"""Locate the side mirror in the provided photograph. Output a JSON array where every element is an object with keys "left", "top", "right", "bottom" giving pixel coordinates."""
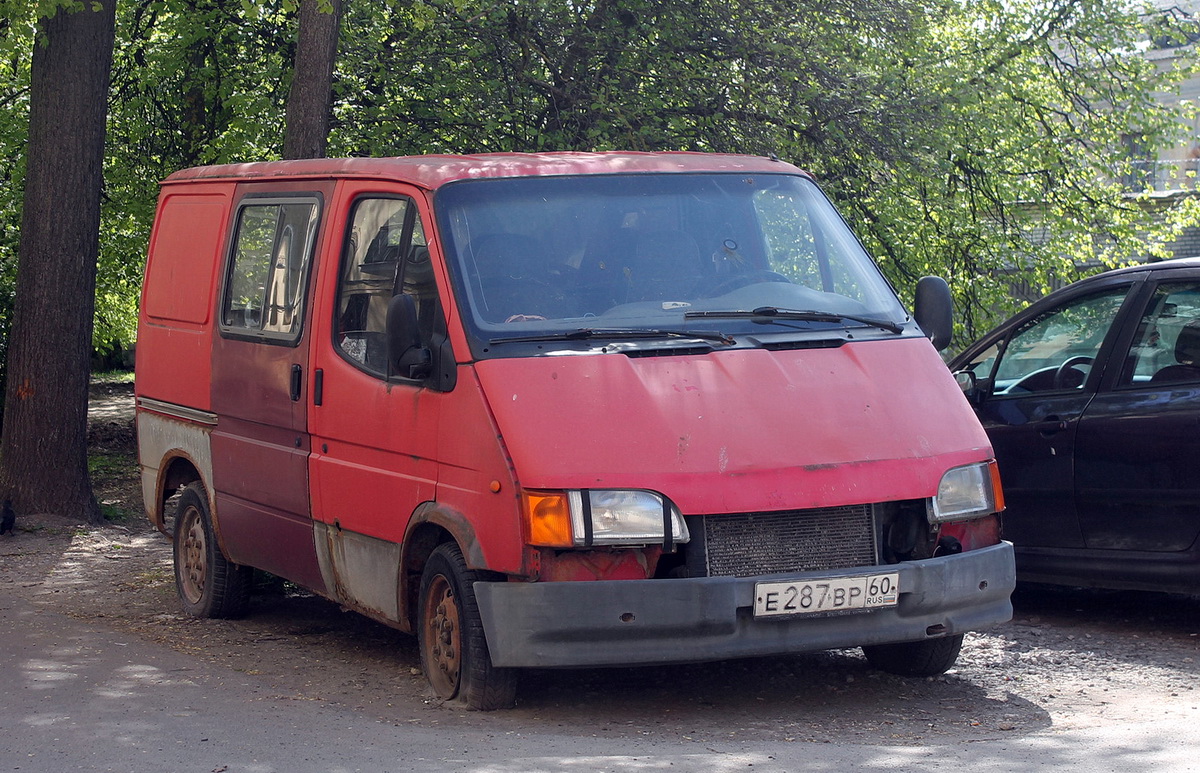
[
  {"left": 954, "top": 369, "right": 977, "bottom": 394},
  {"left": 914, "top": 276, "right": 953, "bottom": 351},
  {"left": 386, "top": 294, "right": 432, "bottom": 380},
  {"left": 952, "top": 369, "right": 993, "bottom": 405}
]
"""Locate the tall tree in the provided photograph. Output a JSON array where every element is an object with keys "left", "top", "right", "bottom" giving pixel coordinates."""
[
  {"left": 283, "top": 0, "right": 342, "bottom": 159},
  {"left": 0, "top": 0, "right": 117, "bottom": 521}
]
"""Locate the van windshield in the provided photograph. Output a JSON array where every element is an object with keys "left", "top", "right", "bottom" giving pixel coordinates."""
[{"left": 435, "top": 173, "right": 907, "bottom": 353}]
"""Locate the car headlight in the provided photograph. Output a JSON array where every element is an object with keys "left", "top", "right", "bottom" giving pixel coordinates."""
[
  {"left": 928, "top": 461, "right": 1004, "bottom": 523},
  {"left": 524, "top": 489, "right": 690, "bottom": 548}
]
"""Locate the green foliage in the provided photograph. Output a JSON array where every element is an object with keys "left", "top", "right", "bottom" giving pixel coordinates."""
[
  {"left": 836, "top": 0, "right": 1200, "bottom": 341},
  {"left": 0, "top": 0, "right": 1197, "bottom": 382},
  {"left": 325, "top": 0, "right": 1200, "bottom": 340},
  {"left": 0, "top": 2, "right": 33, "bottom": 399},
  {"left": 95, "top": 0, "right": 295, "bottom": 352}
]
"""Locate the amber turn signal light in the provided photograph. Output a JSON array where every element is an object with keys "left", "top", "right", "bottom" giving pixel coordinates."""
[{"left": 523, "top": 490, "right": 573, "bottom": 547}]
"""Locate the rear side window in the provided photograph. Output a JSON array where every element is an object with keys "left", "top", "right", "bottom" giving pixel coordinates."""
[
  {"left": 220, "top": 197, "right": 321, "bottom": 343},
  {"left": 1119, "top": 281, "right": 1200, "bottom": 386}
]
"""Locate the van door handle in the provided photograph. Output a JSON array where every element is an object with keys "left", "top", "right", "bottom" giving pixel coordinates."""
[
  {"left": 290, "top": 364, "right": 303, "bottom": 401},
  {"left": 313, "top": 368, "right": 324, "bottom": 406}
]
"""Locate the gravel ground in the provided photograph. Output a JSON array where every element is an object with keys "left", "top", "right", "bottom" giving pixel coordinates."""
[{"left": 0, "top": 380, "right": 1196, "bottom": 746}]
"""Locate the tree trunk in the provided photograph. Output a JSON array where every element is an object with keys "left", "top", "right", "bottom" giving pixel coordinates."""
[
  {"left": 0, "top": 1, "right": 116, "bottom": 523},
  {"left": 283, "top": 0, "right": 343, "bottom": 160}
]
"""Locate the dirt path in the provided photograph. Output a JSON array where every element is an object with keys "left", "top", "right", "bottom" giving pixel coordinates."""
[{"left": 0, "top": 380, "right": 1197, "bottom": 746}]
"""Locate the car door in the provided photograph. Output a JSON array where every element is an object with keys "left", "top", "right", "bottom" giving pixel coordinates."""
[
  {"left": 962, "top": 283, "right": 1139, "bottom": 549},
  {"left": 1075, "top": 272, "right": 1200, "bottom": 552},
  {"left": 209, "top": 184, "right": 333, "bottom": 591},
  {"left": 306, "top": 184, "right": 453, "bottom": 621}
]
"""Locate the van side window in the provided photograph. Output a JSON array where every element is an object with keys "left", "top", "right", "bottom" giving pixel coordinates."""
[
  {"left": 336, "top": 197, "right": 443, "bottom": 378},
  {"left": 221, "top": 199, "right": 320, "bottom": 341}
]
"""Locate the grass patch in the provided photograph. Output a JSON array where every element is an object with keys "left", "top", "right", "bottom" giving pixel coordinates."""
[
  {"left": 92, "top": 369, "right": 135, "bottom": 384},
  {"left": 88, "top": 453, "right": 131, "bottom": 478},
  {"left": 99, "top": 501, "right": 132, "bottom": 522},
  {"left": 88, "top": 451, "right": 139, "bottom": 522}
]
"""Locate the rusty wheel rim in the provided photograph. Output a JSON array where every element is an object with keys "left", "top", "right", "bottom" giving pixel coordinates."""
[
  {"left": 423, "top": 574, "right": 461, "bottom": 699},
  {"left": 178, "top": 505, "right": 207, "bottom": 605}
]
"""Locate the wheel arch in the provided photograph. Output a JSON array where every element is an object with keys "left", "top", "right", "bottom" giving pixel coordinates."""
[
  {"left": 151, "top": 452, "right": 207, "bottom": 535},
  {"left": 138, "top": 408, "right": 215, "bottom": 536},
  {"left": 399, "top": 503, "right": 490, "bottom": 631}
]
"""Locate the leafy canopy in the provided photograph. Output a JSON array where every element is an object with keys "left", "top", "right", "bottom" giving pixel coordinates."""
[{"left": 0, "top": 0, "right": 1196, "bottom": 375}]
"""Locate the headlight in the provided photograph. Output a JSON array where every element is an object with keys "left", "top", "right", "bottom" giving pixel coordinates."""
[
  {"left": 928, "top": 461, "right": 1004, "bottom": 523},
  {"left": 524, "top": 489, "right": 690, "bottom": 548}
]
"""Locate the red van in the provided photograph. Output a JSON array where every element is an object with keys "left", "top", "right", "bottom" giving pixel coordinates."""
[{"left": 136, "top": 152, "right": 1014, "bottom": 709}]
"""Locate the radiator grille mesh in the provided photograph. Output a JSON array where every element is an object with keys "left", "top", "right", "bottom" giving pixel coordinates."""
[{"left": 703, "top": 505, "right": 877, "bottom": 578}]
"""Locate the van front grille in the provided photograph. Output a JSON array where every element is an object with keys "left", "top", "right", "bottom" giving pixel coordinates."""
[{"left": 699, "top": 505, "right": 877, "bottom": 578}]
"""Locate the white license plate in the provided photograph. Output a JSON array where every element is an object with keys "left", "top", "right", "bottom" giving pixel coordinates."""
[{"left": 754, "top": 573, "right": 899, "bottom": 618}]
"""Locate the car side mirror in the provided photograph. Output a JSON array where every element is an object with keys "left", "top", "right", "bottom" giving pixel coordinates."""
[
  {"left": 386, "top": 294, "right": 432, "bottom": 380},
  {"left": 954, "top": 370, "right": 976, "bottom": 393},
  {"left": 953, "top": 369, "right": 992, "bottom": 405},
  {"left": 914, "top": 276, "right": 953, "bottom": 351}
]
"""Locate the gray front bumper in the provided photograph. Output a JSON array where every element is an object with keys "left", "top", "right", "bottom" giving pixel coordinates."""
[{"left": 474, "top": 541, "right": 1015, "bottom": 668}]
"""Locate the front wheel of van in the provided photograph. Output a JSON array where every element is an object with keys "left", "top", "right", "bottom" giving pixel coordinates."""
[
  {"left": 418, "top": 543, "right": 517, "bottom": 710},
  {"left": 861, "top": 633, "right": 964, "bottom": 677},
  {"left": 173, "top": 482, "right": 251, "bottom": 619}
]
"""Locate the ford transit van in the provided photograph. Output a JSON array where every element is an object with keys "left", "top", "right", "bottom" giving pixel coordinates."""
[{"left": 136, "top": 152, "right": 1014, "bottom": 709}]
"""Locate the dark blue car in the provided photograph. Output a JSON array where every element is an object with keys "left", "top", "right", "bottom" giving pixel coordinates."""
[{"left": 950, "top": 257, "right": 1200, "bottom": 593}]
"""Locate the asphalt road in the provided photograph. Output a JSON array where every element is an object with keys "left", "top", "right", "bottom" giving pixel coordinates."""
[{"left": 2, "top": 590, "right": 1197, "bottom": 773}]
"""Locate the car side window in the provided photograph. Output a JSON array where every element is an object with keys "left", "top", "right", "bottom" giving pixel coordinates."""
[
  {"left": 983, "top": 287, "right": 1129, "bottom": 395},
  {"left": 335, "top": 196, "right": 444, "bottom": 379},
  {"left": 1118, "top": 282, "right": 1200, "bottom": 387},
  {"left": 221, "top": 198, "right": 321, "bottom": 342}
]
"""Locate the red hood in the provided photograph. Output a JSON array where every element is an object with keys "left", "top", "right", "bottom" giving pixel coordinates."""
[{"left": 474, "top": 337, "right": 992, "bottom": 514}]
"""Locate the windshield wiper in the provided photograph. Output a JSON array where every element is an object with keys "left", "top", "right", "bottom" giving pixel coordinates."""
[
  {"left": 489, "top": 327, "right": 736, "bottom": 346},
  {"left": 684, "top": 306, "right": 903, "bottom": 334}
]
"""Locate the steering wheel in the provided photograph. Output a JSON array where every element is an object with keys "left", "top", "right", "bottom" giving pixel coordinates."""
[
  {"left": 703, "top": 270, "right": 791, "bottom": 297},
  {"left": 1053, "top": 356, "right": 1094, "bottom": 390}
]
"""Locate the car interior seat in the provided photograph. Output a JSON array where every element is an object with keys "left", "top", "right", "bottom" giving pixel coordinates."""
[{"left": 1149, "top": 319, "right": 1200, "bottom": 384}]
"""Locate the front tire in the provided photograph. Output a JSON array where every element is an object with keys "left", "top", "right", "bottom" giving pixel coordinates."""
[
  {"left": 417, "top": 542, "right": 517, "bottom": 710},
  {"left": 862, "top": 633, "right": 964, "bottom": 677},
  {"left": 173, "top": 482, "right": 251, "bottom": 619}
]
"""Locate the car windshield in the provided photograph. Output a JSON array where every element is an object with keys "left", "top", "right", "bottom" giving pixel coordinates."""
[{"left": 435, "top": 172, "right": 907, "bottom": 354}]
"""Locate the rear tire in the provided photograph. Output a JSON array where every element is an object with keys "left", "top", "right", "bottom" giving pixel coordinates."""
[
  {"left": 173, "top": 482, "right": 251, "bottom": 619},
  {"left": 862, "top": 633, "right": 964, "bottom": 677},
  {"left": 417, "top": 542, "right": 517, "bottom": 710}
]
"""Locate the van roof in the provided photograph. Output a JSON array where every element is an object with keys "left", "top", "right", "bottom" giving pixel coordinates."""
[{"left": 162, "top": 151, "right": 807, "bottom": 190}]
